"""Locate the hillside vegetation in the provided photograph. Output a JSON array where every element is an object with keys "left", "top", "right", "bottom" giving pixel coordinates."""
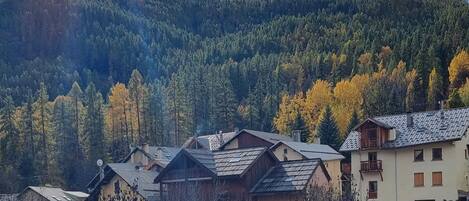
[{"left": 0, "top": 0, "right": 469, "bottom": 192}]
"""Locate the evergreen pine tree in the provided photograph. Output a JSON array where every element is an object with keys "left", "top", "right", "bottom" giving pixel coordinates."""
[
  {"left": 18, "top": 91, "right": 37, "bottom": 188},
  {"left": 128, "top": 69, "right": 145, "bottom": 143},
  {"left": 346, "top": 110, "right": 360, "bottom": 135},
  {"left": 34, "top": 82, "right": 52, "bottom": 183},
  {"left": 84, "top": 83, "right": 106, "bottom": 166},
  {"left": 0, "top": 96, "right": 19, "bottom": 164},
  {"left": 317, "top": 106, "right": 341, "bottom": 151},
  {"left": 448, "top": 89, "right": 464, "bottom": 108}
]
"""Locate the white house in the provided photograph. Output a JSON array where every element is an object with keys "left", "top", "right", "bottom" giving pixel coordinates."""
[{"left": 340, "top": 107, "right": 469, "bottom": 201}]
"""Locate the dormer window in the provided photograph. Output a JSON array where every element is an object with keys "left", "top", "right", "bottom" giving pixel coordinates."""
[{"left": 356, "top": 118, "right": 394, "bottom": 150}]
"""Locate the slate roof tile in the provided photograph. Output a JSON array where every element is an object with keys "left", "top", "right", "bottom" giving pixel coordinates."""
[
  {"left": 251, "top": 159, "right": 321, "bottom": 194},
  {"left": 340, "top": 108, "right": 469, "bottom": 151}
]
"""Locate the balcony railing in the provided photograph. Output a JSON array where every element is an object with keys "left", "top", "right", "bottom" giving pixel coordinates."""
[
  {"left": 368, "top": 192, "right": 377, "bottom": 199},
  {"left": 361, "top": 139, "right": 379, "bottom": 149},
  {"left": 360, "top": 160, "right": 382, "bottom": 172}
]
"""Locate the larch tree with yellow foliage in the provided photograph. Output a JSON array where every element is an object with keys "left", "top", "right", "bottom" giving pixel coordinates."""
[
  {"left": 273, "top": 94, "right": 304, "bottom": 135},
  {"left": 302, "top": 80, "right": 333, "bottom": 140},
  {"left": 459, "top": 78, "right": 469, "bottom": 106},
  {"left": 427, "top": 68, "right": 444, "bottom": 110},
  {"left": 449, "top": 50, "right": 469, "bottom": 88},
  {"left": 332, "top": 79, "right": 362, "bottom": 137},
  {"left": 107, "top": 83, "right": 131, "bottom": 160}
]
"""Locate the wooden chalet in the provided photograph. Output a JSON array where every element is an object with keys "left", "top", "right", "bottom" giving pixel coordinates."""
[
  {"left": 154, "top": 147, "right": 278, "bottom": 201},
  {"left": 154, "top": 147, "right": 331, "bottom": 201}
]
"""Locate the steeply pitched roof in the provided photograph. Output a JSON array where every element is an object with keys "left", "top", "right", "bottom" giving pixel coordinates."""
[
  {"left": 106, "top": 163, "right": 160, "bottom": 200},
  {"left": 187, "top": 147, "right": 269, "bottom": 177},
  {"left": 273, "top": 141, "right": 345, "bottom": 161},
  {"left": 250, "top": 159, "right": 328, "bottom": 194},
  {"left": 219, "top": 129, "right": 293, "bottom": 149},
  {"left": 340, "top": 108, "right": 469, "bottom": 151},
  {"left": 20, "top": 186, "right": 88, "bottom": 201},
  {"left": 182, "top": 132, "right": 238, "bottom": 150},
  {"left": 156, "top": 147, "right": 272, "bottom": 182},
  {"left": 213, "top": 147, "right": 269, "bottom": 176}
]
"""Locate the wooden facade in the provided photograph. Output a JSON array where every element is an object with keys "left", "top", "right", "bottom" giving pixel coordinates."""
[
  {"left": 156, "top": 149, "right": 278, "bottom": 201},
  {"left": 356, "top": 121, "right": 390, "bottom": 150}
]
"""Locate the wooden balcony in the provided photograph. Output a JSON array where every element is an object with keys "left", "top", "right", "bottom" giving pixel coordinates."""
[
  {"left": 368, "top": 192, "right": 377, "bottom": 199},
  {"left": 360, "top": 139, "right": 379, "bottom": 150},
  {"left": 360, "top": 160, "right": 382, "bottom": 172},
  {"left": 360, "top": 160, "right": 383, "bottom": 181}
]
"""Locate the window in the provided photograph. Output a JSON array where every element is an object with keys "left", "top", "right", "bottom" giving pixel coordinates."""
[
  {"left": 464, "top": 145, "right": 469, "bottom": 160},
  {"left": 368, "top": 181, "right": 378, "bottom": 199},
  {"left": 368, "top": 152, "right": 377, "bottom": 161},
  {"left": 432, "top": 172, "right": 443, "bottom": 186},
  {"left": 114, "top": 180, "right": 120, "bottom": 194},
  {"left": 414, "top": 149, "right": 424, "bottom": 162},
  {"left": 414, "top": 173, "right": 424, "bottom": 187},
  {"left": 432, "top": 148, "right": 442, "bottom": 161},
  {"left": 283, "top": 148, "right": 288, "bottom": 161}
]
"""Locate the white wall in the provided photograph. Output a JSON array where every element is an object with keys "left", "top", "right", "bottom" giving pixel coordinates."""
[{"left": 351, "top": 134, "right": 469, "bottom": 201}]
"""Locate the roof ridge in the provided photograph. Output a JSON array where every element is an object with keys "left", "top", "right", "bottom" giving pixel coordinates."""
[{"left": 373, "top": 106, "right": 469, "bottom": 119}]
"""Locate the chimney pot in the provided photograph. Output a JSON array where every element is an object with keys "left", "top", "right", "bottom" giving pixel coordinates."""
[
  {"left": 439, "top": 101, "right": 445, "bottom": 120},
  {"left": 292, "top": 130, "right": 302, "bottom": 142},
  {"left": 406, "top": 112, "right": 414, "bottom": 128}
]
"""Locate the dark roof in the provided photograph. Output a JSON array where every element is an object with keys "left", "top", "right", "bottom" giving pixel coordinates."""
[
  {"left": 219, "top": 129, "right": 293, "bottom": 149},
  {"left": 0, "top": 194, "right": 18, "bottom": 201},
  {"left": 19, "top": 187, "right": 88, "bottom": 201},
  {"left": 251, "top": 159, "right": 327, "bottom": 194},
  {"left": 213, "top": 147, "right": 268, "bottom": 176},
  {"left": 182, "top": 132, "right": 238, "bottom": 150},
  {"left": 106, "top": 163, "right": 160, "bottom": 200},
  {"left": 341, "top": 108, "right": 469, "bottom": 151},
  {"left": 187, "top": 147, "right": 269, "bottom": 176},
  {"left": 272, "top": 141, "right": 345, "bottom": 161},
  {"left": 156, "top": 147, "right": 272, "bottom": 182}
]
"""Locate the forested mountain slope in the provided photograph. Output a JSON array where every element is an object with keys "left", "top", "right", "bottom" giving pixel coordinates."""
[{"left": 0, "top": 0, "right": 468, "bottom": 193}]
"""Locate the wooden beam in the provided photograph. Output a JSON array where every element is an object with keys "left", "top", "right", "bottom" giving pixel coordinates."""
[{"left": 161, "top": 177, "right": 214, "bottom": 183}]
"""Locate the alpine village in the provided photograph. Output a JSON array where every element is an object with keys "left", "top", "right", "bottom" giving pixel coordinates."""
[{"left": 1, "top": 0, "right": 469, "bottom": 201}]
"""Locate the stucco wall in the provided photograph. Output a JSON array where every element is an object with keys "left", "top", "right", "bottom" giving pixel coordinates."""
[
  {"left": 351, "top": 133, "right": 469, "bottom": 201},
  {"left": 98, "top": 175, "right": 146, "bottom": 201},
  {"left": 129, "top": 150, "right": 149, "bottom": 166}
]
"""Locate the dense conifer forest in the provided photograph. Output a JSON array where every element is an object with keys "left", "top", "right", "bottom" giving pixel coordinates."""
[{"left": 0, "top": 0, "right": 469, "bottom": 193}]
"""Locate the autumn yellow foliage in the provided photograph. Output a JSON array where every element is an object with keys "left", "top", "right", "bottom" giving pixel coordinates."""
[{"left": 449, "top": 50, "right": 469, "bottom": 88}]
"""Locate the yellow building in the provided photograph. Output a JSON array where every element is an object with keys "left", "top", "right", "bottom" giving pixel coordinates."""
[
  {"left": 270, "top": 141, "right": 344, "bottom": 193},
  {"left": 86, "top": 163, "right": 159, "bottom": 201},
  {"left": 341, "top": 108, "right": 469, "bottom": 201}
]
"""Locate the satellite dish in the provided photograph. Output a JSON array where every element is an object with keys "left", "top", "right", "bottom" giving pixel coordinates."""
[{"left": 97, "top": 159, "right": 103, "bottom": 167}]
